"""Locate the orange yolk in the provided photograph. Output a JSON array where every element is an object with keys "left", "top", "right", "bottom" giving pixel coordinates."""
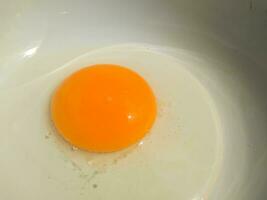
[{"left": 50, "top": 64, "right": 157, "bottom": 152}]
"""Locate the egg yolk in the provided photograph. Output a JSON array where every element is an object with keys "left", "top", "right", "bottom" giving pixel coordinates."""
[{"left": 51, "top": 64, "right": 157, "bottom": 152}]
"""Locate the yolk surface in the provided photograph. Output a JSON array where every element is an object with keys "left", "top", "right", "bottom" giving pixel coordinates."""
[{"left": 51, "top": 64, "right": 157, "bottom": 152}]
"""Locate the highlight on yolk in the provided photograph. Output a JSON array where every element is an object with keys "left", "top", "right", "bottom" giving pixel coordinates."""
[{"left": 50, "top": 64, "right": 157, "bottom": 152}]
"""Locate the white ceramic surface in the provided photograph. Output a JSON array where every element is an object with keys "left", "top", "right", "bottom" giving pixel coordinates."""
[{"left": 0, "top": 0, "right": 267, "bottom": 200}]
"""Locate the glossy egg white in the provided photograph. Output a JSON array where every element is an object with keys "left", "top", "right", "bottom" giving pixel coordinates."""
[{"left": 0, "top": 44, "right": 223, "bottom": 200}]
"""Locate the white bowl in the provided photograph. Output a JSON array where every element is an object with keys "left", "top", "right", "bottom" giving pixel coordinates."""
[{"left": 0, "top": 0, "right": 267, "bottom": 199}]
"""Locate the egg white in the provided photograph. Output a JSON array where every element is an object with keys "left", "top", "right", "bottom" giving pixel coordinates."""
[{"left": 0, "top": 44, "right": 222, "bottom": 200}]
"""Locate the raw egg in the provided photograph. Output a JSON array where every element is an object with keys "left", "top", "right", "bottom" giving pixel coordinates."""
[
  {"left": 0, "top": 44, "right": 223, "bottom": 200},
  {"left": 51, "top": 64, "right": 157, "bottom": 152}
]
